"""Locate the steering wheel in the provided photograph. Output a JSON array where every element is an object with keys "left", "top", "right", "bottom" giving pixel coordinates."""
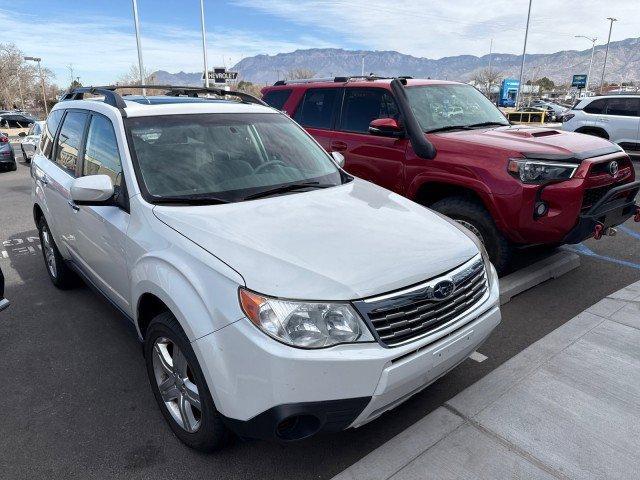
[{"left": 254, "top": 160, "right": 287, "bottom": 174}]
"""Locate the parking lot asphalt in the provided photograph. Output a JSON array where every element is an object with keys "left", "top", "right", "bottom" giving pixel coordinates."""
[{"left": 1, "top": 149, "right": 639, "bottom": 480}]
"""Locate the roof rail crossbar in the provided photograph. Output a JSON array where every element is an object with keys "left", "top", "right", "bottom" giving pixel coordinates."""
[
  {"left": 272, "top": 75, "right": 413, "bottom": 86},
  {"left": 61, "top": 87, "right": 128, "bottom": 109},
  {"left": 102, "top": 84, "right": 268, "bottom": 106}
]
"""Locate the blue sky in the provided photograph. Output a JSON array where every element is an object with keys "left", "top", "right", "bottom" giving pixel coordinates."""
[{"left": 4, "top": 0, "right": 639, "bottom": 86}]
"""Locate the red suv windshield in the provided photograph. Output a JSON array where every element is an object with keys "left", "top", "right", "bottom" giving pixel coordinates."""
[{"left": 405, "top": 84, "right": 508, "bottom": 132}]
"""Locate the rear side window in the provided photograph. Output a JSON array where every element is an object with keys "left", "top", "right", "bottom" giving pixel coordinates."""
[
  {"left": 584, "top": 99, "right": 607, "bottom": 114},
  {"left": 604, "top": 98, "right": 640, "bottom": 117},
  {"left": 263, "top": 89, "right": 292, "bottom": 110},
  {"left": 54, "top": 111, "right": 88, "bottom": 176},
  {"left": 294, "top": 88, "right": 339, "bottom": 129},
  {"left": 83, "top": 114, "right": 122, "bottom": 187},
  {"left": 339, "top": 88, "right": 399, "bottom": 133}
]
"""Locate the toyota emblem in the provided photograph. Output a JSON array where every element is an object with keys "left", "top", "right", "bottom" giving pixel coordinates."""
[
  {"left": 432, "top": 280, "right": 455, "bottom": 300},
  {"left": 609, "top": 161, "right": 619, "bottom": 176}
]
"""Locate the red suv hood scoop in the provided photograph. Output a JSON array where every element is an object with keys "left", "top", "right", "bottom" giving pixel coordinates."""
[{"left": 503, "top": 128, "right": 561, "bottom": 138}]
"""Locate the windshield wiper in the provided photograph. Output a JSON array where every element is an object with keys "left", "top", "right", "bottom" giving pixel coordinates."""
[
  {"left": 425, "top": 125, "right": 472, "bottom": 134},
  {"left": 244, "top": 182, "right": 333, "bottom": 200},
  {"left": 152, "top": 194, "right": 230, "bottom": 205},
  {"left": 466, "top": 121, "right": 510, "bottom": 128}
]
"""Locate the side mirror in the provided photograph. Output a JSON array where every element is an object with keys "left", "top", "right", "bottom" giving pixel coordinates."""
[
  {"left": 369, "top": 118, "right": 404, "bottom": 138},
  {"left": 331, "top": 151, "right": 345, "bottom": 168},
  {"left": 70, "top": 175, "right": 114, "bottom": 205},
  {"left": 18, "top": 132, "right": 26, "bottom": 137}
]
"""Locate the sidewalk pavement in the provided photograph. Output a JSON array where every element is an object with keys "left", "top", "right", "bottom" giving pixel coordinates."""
[{"left": 333, "top": 280, "right": 640, "bottom": 480}]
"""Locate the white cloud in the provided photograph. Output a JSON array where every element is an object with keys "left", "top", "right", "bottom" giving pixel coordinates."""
[
  {"left": 234, "top": 0, "right": 640, "bottom": 59},
  {"left": 0, "top": 9, "right": 335, "bottom": 86}
]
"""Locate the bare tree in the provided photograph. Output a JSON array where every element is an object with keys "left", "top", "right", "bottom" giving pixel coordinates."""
[
  {"left": 0, "top": 43, "right": 58, "bottom": 115},
  {"left": 286, "top": 68, "right": 316, "bottom": 80},
  {"left": 471, "top": 67, "right": 502, "bottom": 96}
]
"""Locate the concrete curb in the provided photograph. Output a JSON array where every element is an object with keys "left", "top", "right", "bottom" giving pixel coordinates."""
[
  {"left": 332, "top": 280, "right": 640, "bottom": 480},
  {"left": 499, "top": 251, "right": 581, "bottom": 305}
]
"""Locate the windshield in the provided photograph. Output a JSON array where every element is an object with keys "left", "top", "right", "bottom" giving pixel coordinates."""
[
  {"left": 126, "top": 113, "right": 344, "bottom": 203},
  {"left": 405, "top": 85, "right": 509, "bottom": 132}
]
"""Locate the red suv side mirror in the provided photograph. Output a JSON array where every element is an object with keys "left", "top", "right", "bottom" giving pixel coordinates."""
[{"left": 369, "top": 118, "right": 404, "bottom": 138}]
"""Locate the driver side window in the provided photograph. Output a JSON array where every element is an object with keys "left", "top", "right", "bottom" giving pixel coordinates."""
[
  {"left": 339, "top": 89, "right": 398, "bottom": 134},
  {"left": 83, "top": 114, "right": 122, "bottom": 187}
]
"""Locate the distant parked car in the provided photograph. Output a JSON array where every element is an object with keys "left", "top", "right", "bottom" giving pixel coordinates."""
[
  {"left": 562, "top": 95, "right": 640, "bottom": 153},
  {"left": 20, "top": 120, "right": 44, "bottom": 161},
  {"left": 0, "top": 132, "right": 17, "bottom": 171},
  {"left": 0, "top": 113, "right": 35, "bottom": 128},
  {"left": 0, "top": 265, "right": 9, "bottom": 312},
  {"left": 531, "top": 100, "right": 567, "bottom": 121},
  {"left": 520, "top": 106, "right": 553, "bottom": 122}
]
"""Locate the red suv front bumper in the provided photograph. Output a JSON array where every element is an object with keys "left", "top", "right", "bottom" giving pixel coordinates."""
[{"left": 492, "top": 153, "right": 638, "bottom": 245}]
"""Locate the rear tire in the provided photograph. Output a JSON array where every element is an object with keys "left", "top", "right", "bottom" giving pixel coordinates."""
[
  {"left": 431, "top": 196, "right": 513, "bottom": 275},
  {"left": 144, "top": 312, "right": 231, "bottom": 452},
  {"left": 37, "top": 216, "right": 76, "bottom": 289}
]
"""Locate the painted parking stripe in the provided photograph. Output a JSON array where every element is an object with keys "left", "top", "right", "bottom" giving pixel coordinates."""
[
  {"left": 469, "top": 351, "right": 488, "bottom": 363},
  {"left": 564, "top": 243, "right": 640, "bottom": 270},
  {"left": 619, "top": 225, "right": 640, "bottom": 240}
]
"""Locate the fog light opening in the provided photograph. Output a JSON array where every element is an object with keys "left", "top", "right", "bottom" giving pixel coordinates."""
[
  {"left": 275, "top": 415, "right": 321, "bottom": 441},
  {"left": 534, "top": 201, "right": 548, "bottom": 218}
]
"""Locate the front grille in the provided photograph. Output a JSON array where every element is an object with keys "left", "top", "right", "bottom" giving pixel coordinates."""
[
  {"left": 353, "top": 256, "right": 488, "bottom": 347},
  {"left": 582, "top": 184, "right": 615, "bottom": 210}
]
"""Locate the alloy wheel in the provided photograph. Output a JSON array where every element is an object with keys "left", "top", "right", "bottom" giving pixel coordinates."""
[
  {"left": 152, "top": 337, "right": 202, "bottom": 433},
  {"left": 40, "top": 225, "right": 57, "bottom": 278}
]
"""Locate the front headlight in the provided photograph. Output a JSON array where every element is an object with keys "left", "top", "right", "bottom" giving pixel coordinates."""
[
  {"left": 508, "top": 158, "right": 577, "bottom": 184},
  {"left": 239, "top": 288, "right": 374, "bottom": 348}
]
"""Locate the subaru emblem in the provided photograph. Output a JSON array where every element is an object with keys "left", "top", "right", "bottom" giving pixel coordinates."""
[{"left": 433, "top": 280, "right": 455, "bottom": 300}]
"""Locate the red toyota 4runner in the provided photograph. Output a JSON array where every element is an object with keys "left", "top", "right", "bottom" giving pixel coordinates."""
[{"left": 262, "top": 77, "right": 640, "bottom": 274}]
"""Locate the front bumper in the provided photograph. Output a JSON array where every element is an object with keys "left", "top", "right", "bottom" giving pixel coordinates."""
[
  {"left": 192, "top": 271, "right": 500, "bottom": 441},
  {"left": 563, "top": 180, "right": 640, "bottom": 244}
]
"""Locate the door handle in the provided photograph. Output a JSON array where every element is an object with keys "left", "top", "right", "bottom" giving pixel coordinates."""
[
  {"left": 330, "top": 141, "right": 348, "bottom": 152},
  {"left": 40, "top": 175, "right": 49, "bottom": 185},
  {"left": 68, "top": 201, "right": 80, "bottom": 212}
]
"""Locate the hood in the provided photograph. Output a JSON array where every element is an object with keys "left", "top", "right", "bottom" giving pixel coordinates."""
[
  {"left": 433, "top": 125, "right": 618, "bottom": 160},
  {"left": 153, "top": 179, "right": 478, "bottom": 300}
]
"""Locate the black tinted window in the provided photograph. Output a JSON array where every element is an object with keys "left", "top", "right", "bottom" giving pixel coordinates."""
[
  {"left": 604, "top": 98, "right": 640, "bottom": 117},
  {"left": 83, "top": 115, "right": 122, "bottom": 187},
  {"left": 42, "top": 110, "right": 64, "bottom": 157},
  {"left": 263, "top": 89, "right": 292, "bottom": 110},
  {"left": 340, "top": 89, "right": 399, "bottom": 133},
  {"left": 584, "top": 99, "right": 607, "bottom": 114},
  {"left": 294, "top": 88, "right": 338, "bottom": 129},
  {"left": 55, "top": 111, "right": 87, "bottom": 175}
]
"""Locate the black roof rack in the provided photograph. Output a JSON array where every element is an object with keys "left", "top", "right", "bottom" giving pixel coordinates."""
[
  {"left": 272, "top": 75, "right": 412, "bottom": 86},
  {"left": 60, "top": 84, "right": 267, "bottom": 113}
]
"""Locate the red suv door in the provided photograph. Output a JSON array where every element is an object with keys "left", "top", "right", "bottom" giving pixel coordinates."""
[
  {"left": 292, "top": 87, "right": 342, "bottom": 153},
  {"left": 332, "top": 87, "right": 409, "bottom": 194}
]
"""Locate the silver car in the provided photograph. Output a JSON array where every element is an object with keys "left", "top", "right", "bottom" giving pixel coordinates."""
[{"left": 19, "top": 120, "right": 44, "bottom": 162}]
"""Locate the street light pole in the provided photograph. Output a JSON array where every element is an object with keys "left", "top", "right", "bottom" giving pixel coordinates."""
[
  {"left": 599, "top": 17, "right": 617, "bottom": 94},
  {"left": 200, "top": 0, "right": 209, "bottom": 88},
  {"left": 575, "top": 36, "right": 597, "bottom": 92},
  {"left": 24, "top": 56, "right": 47, "bottom": 116},
  {"left": 515, "top": 0, "right": 533, "bottom": 109},
  {"left": 131, "top": 0, "right": 146, "bottom": 95}
]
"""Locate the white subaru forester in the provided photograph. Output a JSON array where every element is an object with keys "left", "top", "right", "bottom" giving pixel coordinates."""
[{"left": 31, "top": 86, "right": 500, "bottom": 451}]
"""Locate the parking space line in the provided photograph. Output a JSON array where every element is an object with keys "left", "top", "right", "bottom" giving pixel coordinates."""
[
  {"left": 565, "top": 243, "right": 640, "bottom": 270},
  {"left": 469, "top": 351, "right": 488, "bottom": 362},
  {"left": 619, "top": 226, "right": 640, "bottom": 241}
]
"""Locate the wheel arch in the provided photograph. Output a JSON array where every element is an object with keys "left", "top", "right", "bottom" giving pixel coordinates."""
[
  {"left": 575, "top": 126, "right": 609, "bottom": 139},
  {"left": 413, "top": 181, "right": 508, "bottom": 232}
]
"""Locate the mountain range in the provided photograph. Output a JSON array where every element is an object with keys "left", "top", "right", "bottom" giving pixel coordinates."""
[{"left": 153, "top": 36, "right": 640, "bottom": 87}]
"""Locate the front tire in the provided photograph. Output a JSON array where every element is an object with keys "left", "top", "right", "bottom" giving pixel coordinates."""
[
  {"left": 144, "top": 312, "right": 230, "bottom": 452},
  {"left": 37, "top": 216, "right": 76, "bottom": 289},
  {"left": 431, "top": 196, "right": 513, "bottom": 275}
]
